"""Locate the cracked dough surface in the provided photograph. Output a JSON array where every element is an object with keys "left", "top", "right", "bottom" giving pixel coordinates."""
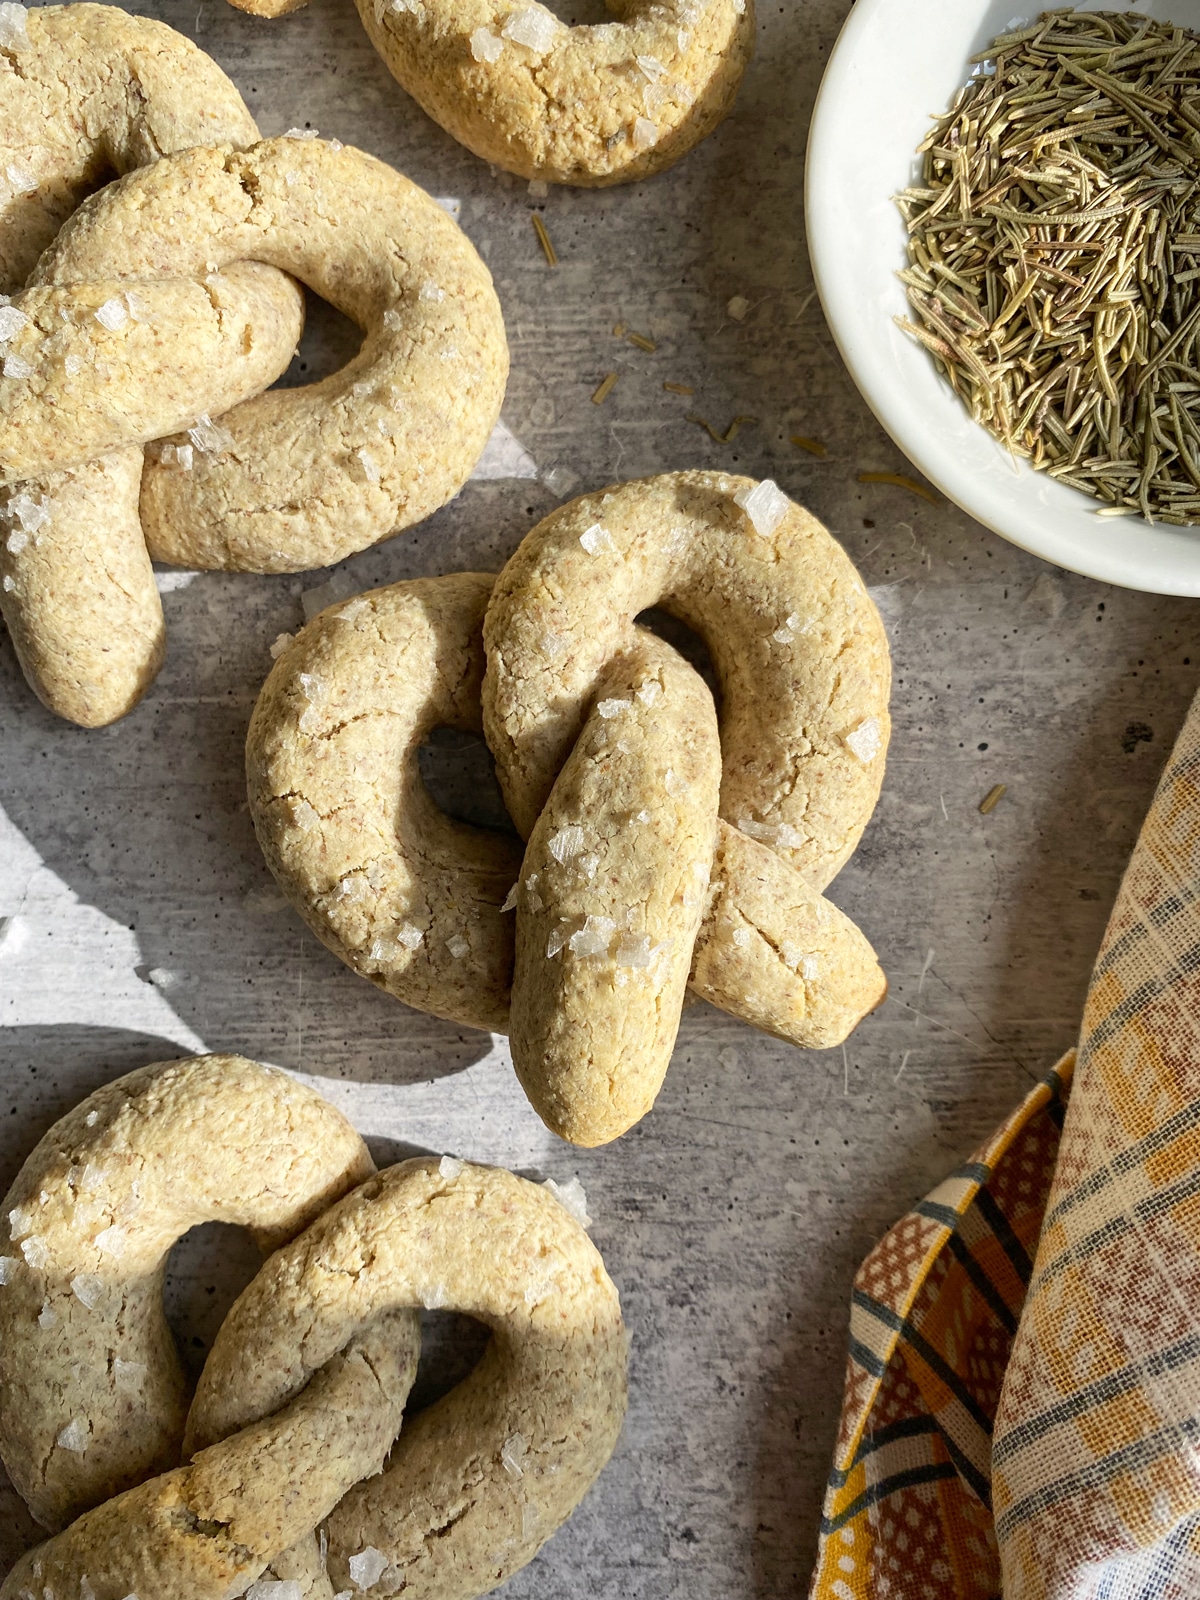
[
  {"left": 0, "top": 1054, "right": 375, "bottom": 1534},
  {"left": 349, "top": 0, "right": 754, "bottom": 186},
  {"left": 0, "top": 3, "right": 261, "bottom": 291}
]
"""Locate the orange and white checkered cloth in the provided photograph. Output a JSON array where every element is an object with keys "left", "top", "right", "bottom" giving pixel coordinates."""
[{"left": 811, "top": 691, "right": 1200, "bottom": 1600}]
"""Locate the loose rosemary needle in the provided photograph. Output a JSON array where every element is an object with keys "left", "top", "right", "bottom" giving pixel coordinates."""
[{"left": 897, "top": 9, "right": 1200, "bottom": 524}]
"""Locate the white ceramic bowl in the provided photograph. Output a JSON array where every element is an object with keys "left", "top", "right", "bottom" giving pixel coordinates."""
[{"left": 806, "top": 0, "right": 1200, "bottom": 594}]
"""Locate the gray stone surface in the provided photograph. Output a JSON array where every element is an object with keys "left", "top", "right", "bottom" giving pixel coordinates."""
[{"left": 1, "top": 0, "right": 1198, "bottom": 1591}]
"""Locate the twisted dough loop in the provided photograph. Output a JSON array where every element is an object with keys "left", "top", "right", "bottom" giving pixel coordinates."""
[
  {"left": 351, "top": 0, "right": 755, "bottom": 186},
  {"left": 247, "top": 474, "right": 889, "bottom": 1145},
  {"left": 0, "top": 1063, "right": 625, "bottom": 1600},
  {"left": 190, "top": 1159, "right": 628, "bottom": 1598},
  {"left": 0, "top": 3, "right": 283, "bottom": 726},
  {"left": 1, "top": 130, "right": 507, "bottom": 726},
  {"left": 0, "top": 1055, "right": 375, "bottom": 1533}
]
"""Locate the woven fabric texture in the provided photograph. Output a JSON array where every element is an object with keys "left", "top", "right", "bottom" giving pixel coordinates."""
[{"left": 811, "top": 692, "right": 1200, "bottom": 1599}]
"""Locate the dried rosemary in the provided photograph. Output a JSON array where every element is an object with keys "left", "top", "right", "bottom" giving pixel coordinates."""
[{"left": 897, "top": 9, "right": 1200, "bottom": 523}]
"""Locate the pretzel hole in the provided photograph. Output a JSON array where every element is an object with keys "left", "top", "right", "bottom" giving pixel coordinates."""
[
  {"left": 418, "top": 727, "right": 518, "bottom": 835},
  {"left": 163, "top": 1221, "right": 264, "bottom": 1386},
  {"left": 409, "top": 1310, "right": 492, "bottom": 1413},
  {"left": 272, "top": 285, "right": 363, "bottom": 390},
  {"left": 536, "top": 0, "right": 616, "bottom": 23},
  {"left": 636, "top": 608, "right": 720, "bottom": 706}
]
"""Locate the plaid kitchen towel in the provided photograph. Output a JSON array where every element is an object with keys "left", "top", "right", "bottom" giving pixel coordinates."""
[{"left": 811, "top": 689, "right": 1200, "bottom": 1599}]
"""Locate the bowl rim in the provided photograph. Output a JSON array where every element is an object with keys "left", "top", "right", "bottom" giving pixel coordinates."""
[{"left": 804, "top": 0, "right": 1200, "bottom": 597}]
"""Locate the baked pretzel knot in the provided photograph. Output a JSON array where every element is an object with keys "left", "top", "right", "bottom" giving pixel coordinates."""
[
  {"left": 247, "top": 471, "right": 891, "bottom": 1147},
  {"left": 0, "top": 1057, "right": 627, "bottom": 1599},
  {"left": 0, "top": 120, "right": 507, "bottom": 728},
  {"left": 0, "top": 3, "right": 292, "bottom": 727},
  {"left": 224, "top": 0, "right": 753, "bottom": 187}
]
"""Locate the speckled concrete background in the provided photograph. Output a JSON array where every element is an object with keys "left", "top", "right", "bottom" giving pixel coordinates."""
[{"left": 1, "top": 0, "right": 1198, "bottom": 1591}]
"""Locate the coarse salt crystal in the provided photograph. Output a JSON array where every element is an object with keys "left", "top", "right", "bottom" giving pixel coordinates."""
[
  {"left": 6, "top": 528, "right": 26, "bottom": 554},
  {"left": 56, "top": 1417, "right": 88, "bottom": 1453},
  {"left": 93, "top": 1225, "right": 127, "bottom": 1258},
  {"left": 438, "top": 1154, "right": 464, "bottom": 1180},
  {"left": 283, "top": 127, "right": 319, "bottom": 139},
  {"left": 500, "top": 1430, "right": 527, "bottom": 1478},
  {"left": 844, "top": 717, "right": 882, "bottom": 763},
  {"left": 419, "top": 280, "right": 445, "bottom": 303},
  {"left": 579, "top": 523, "right": 615, "bottom": 555},
  {"left": 383, "top": 307, "right": 404, "bottom": 331},
  {"left": 0, "top": 4, "right": 32, "bottom": 53},
  {"left": 501, "top": 6, "right": 559, "bottom": 52},
  {"left": 1, "top": 575, "right": 13, "bottom": 592},
  {"left": 165, "top": 442, "right": 194, "bottom": 471},
  {"left": 772, "top": 613, "right": 803, "bottom": 643},
  {"left": 9, "top": 491, "right": 50, "bottom": 533},
  {"left": 732, "top": 926, "right": 752, "bottom": 947},
  {"left": 568, "top": 914, "right": 615, "bottom": 957},
  {"left": 615, "top": 932, "right": 652, "bottom": 968},
  {"left": 338, "top": 596, "right": 370, "bottom": 622},
  {"left": 80, "top": 1578, "right": 96, "bottom": 1600},
  {"left": 38, "top": 1300, "right": 57, "bottom": 1329},
  {"left": 801, "top": 955, "right": 819, "bottom": 980},
  {"left": 113, "top": 1358, "right": 146, "bottom": 1387},
  {"left": 636, "top": 52, "right": 666, "bottom": 79},
  {"left": 245, "top": 1582, "right": 303, "bottom": 1600},
  {"left": 357, "top": 447, "right": 381, "bottom": 484},
  {"left": 8, "top": 1204, "right": 33, "bottom": 1240},
  {"left": 733, "top": 0, "right": 745, "bottom": 12},
  {"left": 0, "top": 304, "right": 28, "bottom": 341},
  {"left": 636, "top": 680, "right": 662, "bottom": 706},
  {"left": 5, "top": 161, "right": 35, "bottom": 193},
  {"left": 547, "top": 824, "right": 585, "bottom": 863},
  {"left": 188, "top": 413, "right": 234, "bottom": 455},
  {"left": 269, "top": 632, "right": 293, "bottom": 660},
  {"left": 631, "top": 116, "right": 658, "bottom": 150},
  {"left": 94, "top": 298, "right": 128, "bottom": 332},
  {"left": 20, "top": 1234, "right": 48, "bottom": 1269},
  {"left": 445, "top": 933, "right": 470, "bottom": 959},
  {"left": 543, "top": 1176, "right": 591, "bottom": 1227},
  {"left": 664, "top": 767, "right": 689, "bottom": 797},
  {"left": 345, "top": 1548, "right": 387, "bottom": 1587},
  {"left": 395, "top": 923, "right": 424, "bottom": 950},
  {"left": 727, "top": 294, "right": 750, "bottom": 321},
  {"left": 546, "top": 925, "right": 567, "bottom": 959},
  {"left": 85, "top": 1110, "right": 99, "bottom": 1127},
  {"left": 470, "top": 24, "right": 505, "bottom": 61},
  {"left": 522, "top": 1501, "right": 540, "bottom": 1538},
  {"left": 0, "top": 1255, "right": 15, "bottom": 1283},
  {"left": 633, "top": 808, "right": 651, "bottom": 824},
  {"left": 540, "top": 463, "right": 578, "bottom": 497},
  {"left": 578, "top": 852, "right": 600, "bottom": 879},
  {"left": 501, "top": 881, "right": 519, "bottom": 912},
  {"left": 71, "top": 1274, "right": 104, "bottom": 1309},
  {"left": 64, "top": 352, "right": 85, "bottom": 376},
  {"left": 3, "top": 353, "right": 32, "bottom": 378},
  {"left": 597, "top": 698, "right": 630, "bottom": 719},
  {"left": 734, "top": 478, "right": 789, "bottom": 537}
]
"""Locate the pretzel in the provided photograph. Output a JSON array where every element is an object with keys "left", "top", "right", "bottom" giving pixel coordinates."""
[
  {"left": 247, "top": 472, "right": 890, "bottom": 1145},
  {"left": 0, "top": 2, "right": 300, "bottom": 728},
  {"left": 222, "top": 0, "right": 754, "bottom": 187},
  {"left": 0, "top": 132, "right": 508, "bottom": 727},
  {"left": 0, "top": 1064, "right": 626, "bottom": 1600},
  {"left": 0, "top": 1053, "right": 376, "bottom": 1535}
]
